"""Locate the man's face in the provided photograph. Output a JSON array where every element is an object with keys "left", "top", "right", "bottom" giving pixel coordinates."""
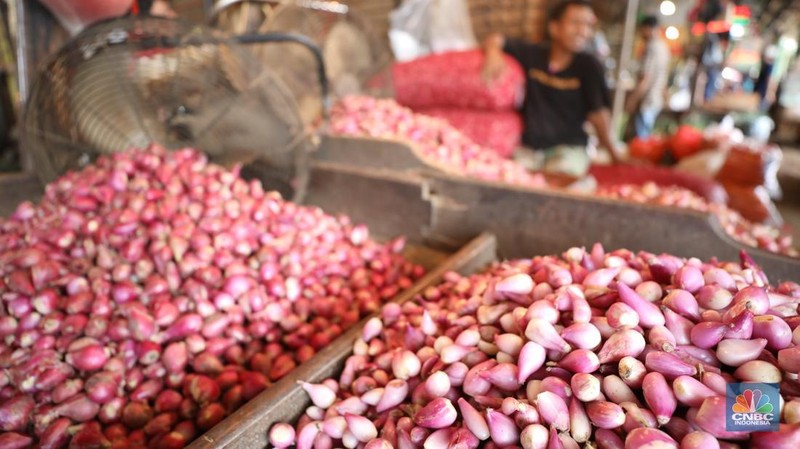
[
  {"left": 549, "top": 5, "right": 597, "bottom": 53},
  {"left": 640, "top": 26, "right": 655, "bottom": 40}
]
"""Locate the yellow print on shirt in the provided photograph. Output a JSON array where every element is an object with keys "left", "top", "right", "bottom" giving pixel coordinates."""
[{"left": 529, "top": 69, "right": 581, "bottom": 90}]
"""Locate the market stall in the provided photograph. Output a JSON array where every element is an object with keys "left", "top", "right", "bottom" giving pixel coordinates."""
[{"left": 1, "top": 1, "right": 799, "bottom": 449}]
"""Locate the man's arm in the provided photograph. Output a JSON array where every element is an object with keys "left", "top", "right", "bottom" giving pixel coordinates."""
[
  {"left": 481, "top": 33, "right": 507, "bottom": 82},
  {"left": 588, "top": 108, "right": 620, "bottom": 162},
  {"left": 581, "top": 56, "right": 620, "bottom": 162}
]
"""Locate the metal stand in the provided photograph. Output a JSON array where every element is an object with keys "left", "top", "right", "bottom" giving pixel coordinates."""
[{"left": 611, "top": 0, "right": 640, "bottom": 140}]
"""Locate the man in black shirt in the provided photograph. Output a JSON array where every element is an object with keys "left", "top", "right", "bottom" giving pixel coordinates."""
[{"left": 482, "top": 0, "right": 620, "bottom": 176}]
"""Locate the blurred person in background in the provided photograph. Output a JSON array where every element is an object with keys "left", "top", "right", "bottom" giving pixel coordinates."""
[
  {"left": 136, "top": 0, "right": 178, "bottom": 18},
  {"left": 700, "top": 32, "right": 730, "bottom": 101},
  {"left": 754, "top": 44, "right": 778, "bottom": 112},
  {"left": 626, "top": 15, "right": 671, "bottom": 138},
  {"left": 481, "top": 0, "right": 620, "bottom": 177}
]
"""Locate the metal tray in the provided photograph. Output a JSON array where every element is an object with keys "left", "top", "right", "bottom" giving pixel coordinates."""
[
  {"left": 304, "top": 160, "right": 431, "bottom": 245},
  {"left": 311, "top": 138, "right": 800, "bottom": 282},
  {"left": 423, "top": 172, "right": 800, "bottom": 284},
  {"left": 0, "top": 169, "right": 496, "bottom": 448},
  {"left": 314, "top": 136, "right": 430, "bottom": 173},
  {"left": 188, "top": 232, "right": 498, "bottom": 449}
]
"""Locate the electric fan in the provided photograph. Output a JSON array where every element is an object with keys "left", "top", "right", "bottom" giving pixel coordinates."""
[
  {"left": 21, "top": 15, "right": 323, "bottom": 202},
  {"left": 212, "top": 0, "right": 394, "bottom": 125}
]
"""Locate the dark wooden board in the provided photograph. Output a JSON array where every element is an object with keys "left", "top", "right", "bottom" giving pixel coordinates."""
[
  {"left": 304, "top": 160, "right": 432, "bottom": 246},
  {"left": 187, "top": 233, "right": 498, "bottom": 449},
  {"left": 423, "top": 172, "right": 800, "bottom": 283}
]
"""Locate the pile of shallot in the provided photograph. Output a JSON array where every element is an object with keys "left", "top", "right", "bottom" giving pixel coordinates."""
[
  {"left": 329, "top": 96, "right": 547, "bottom": 188},
  {"left": 597, "top": 183, "right": 797, "bottom": 258},
  {"left": 270, "top": 244, "right": 800, "bottom": 449},
  {"left": 0, "top": 146, "right": 424, "bottom": 448}
]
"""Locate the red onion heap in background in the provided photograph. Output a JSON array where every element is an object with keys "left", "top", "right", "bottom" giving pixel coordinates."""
[
  {"left": 270, "top": 244, "right": 800, "bottom": 449},
  {"left": 0, "top": 146, "right": 424, "bottom": 448},
  {"left": 329, "top": 96, "right": 547, "bottom": 188},
  {"left": 391, "top": 50, "right": 525, "bottom": 112},
  {"left": 597, "top": 183, "right": 798, "bottom": 258},
  {"left": 389, "top": 50, "right": 526, "bottom": 157}
]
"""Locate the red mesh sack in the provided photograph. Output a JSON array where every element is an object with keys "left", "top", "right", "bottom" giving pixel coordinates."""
[
  {"left": 720, "top": 182, "right": 782, "bottom": 226},
  {"left": 416, "top": 108, "right": 523, "bottom": 158},
  {"left": 716, "top": 146, "right": 766, "bottom": 187},
  {"left": 392, "top": 50, "right": 525, "bottom": 111},
  {"left": 589, "top": 164, "right": 728, "bottom": 205}
]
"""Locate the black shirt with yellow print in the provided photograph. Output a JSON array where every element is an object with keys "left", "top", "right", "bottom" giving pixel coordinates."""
[{"left": 503, "top": 40, "right": 611, "bottom": 150}]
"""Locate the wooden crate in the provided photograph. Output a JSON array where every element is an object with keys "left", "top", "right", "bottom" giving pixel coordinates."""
[{"left": 187, "top": 232, "right": 498, "bottom": 449}]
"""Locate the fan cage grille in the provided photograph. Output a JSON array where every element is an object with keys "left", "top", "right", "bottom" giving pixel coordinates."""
[{"left": 22, "top": 16, "right": 311, "bottom": 200}]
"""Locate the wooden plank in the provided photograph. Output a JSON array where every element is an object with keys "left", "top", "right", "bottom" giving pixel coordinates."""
[
  {"left": 423, "top": 172, "right": 800, "bottom": 283},
  {"left": 311, "top": 136, "right": 800, "bottom": 281},
  {"left": 314, "top": 135, "right": 429, "bottom": 172},
  {"left": 303, "top": 160, "right": 432, "bottom": 246},
  {"left": 187, "top": 232, "right": 498, "bottom": 449}
]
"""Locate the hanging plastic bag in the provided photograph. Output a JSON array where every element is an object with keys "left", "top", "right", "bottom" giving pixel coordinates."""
[
  {"left": 748, "top": 115, "right": 775, "bottom": 143},
  {"left": 716, "top": 143, "right": 784, "bottom": 206},
  {"left": 429, "top": 0, "right": 478, "bottom": 53},
  {"left": 675, "top": 149, "right": 727, "bottom": 180},
  {"left": 669, "top": 87, "right": 692, "bottom": 112},
  {"left": 721, "top": 183, "right": 783, "bottom": 226},
  {"left": 389, "top": 0, "right": 433, "bottom": 62}
]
